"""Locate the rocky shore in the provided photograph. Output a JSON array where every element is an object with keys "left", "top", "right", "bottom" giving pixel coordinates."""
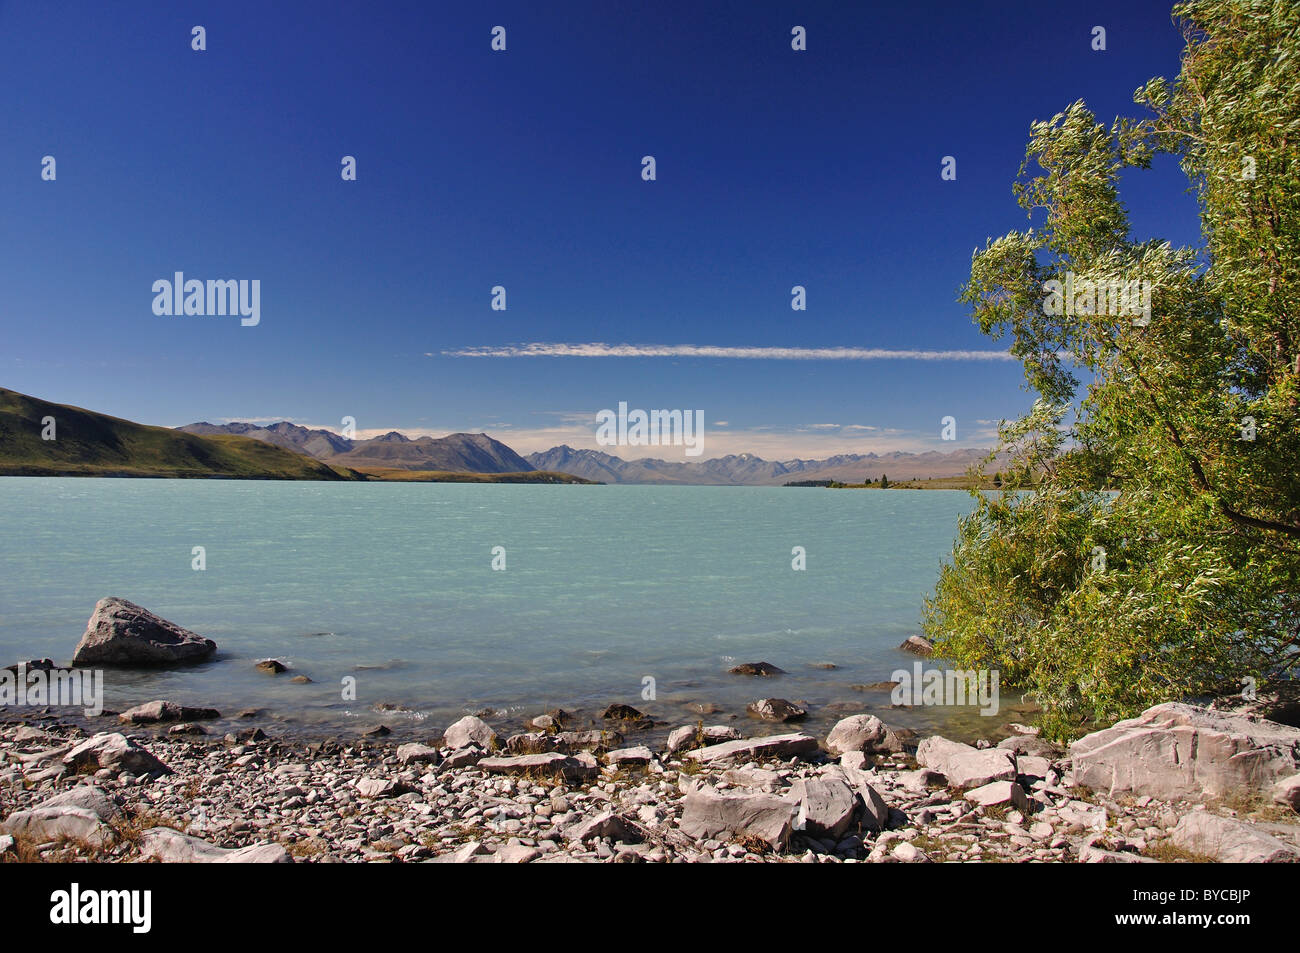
[
  {"left": 4, "top": 599, "right": 1299, "bottom": 863},
  {"left": 2, "top": 700, "right": 1299, "bottom": 864}
]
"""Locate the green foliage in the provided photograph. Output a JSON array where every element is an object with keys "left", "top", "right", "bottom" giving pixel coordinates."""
[{"left": 925, "top": 0, "right": 1300, "bottom": 739}]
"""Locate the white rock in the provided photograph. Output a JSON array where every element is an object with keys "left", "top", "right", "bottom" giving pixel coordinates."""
[
  {"left": 826, "top": 714, "right": 903, "bottom": 755},
  {"left": 1170, "top": 812, "right": 1300, "bottom": 863},
  {"left": 138, "top": 827, "right": 292, "bottom": 863},
  {"left": 63, "top": 732, "right": 171, "bottom": 776},
  {"left": 891, "top": 841, "right": 929, "bottom": 862},
  {"left": 916, "top": 736, "right": 1016, "bottom": 788},
  {"left": 964, "top": 780, "right": 1030, "bottom": 812},
  {"left": 1272, "top": 773, "right": 1300, "bottom": 812},
  {"left": 787, "top": 777, "right": 858, "bottom": 839},
  {"left": 0, "top": 806, "right": 113, "bottom": 847},
  {"left": 444, "top": 715, "right": 498, "bottom": 750},
  {"left": 606, "top": 746, "right": 654, "bottom": 766},
  {"left": 1069, "top": 702, "right": 1300, "bottom": 800},
  {"left": 686, "top": 732, "right": 819, "bottom": 765},
  {"left": 679, "top": 787, "right": 796, "bottom": 850}
]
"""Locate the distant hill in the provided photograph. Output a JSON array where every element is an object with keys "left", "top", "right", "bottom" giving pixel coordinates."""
[
  {"left": 178, "top": 420, "right": 352, "bottom": 458},
  {"left": 524, "top": 445, "right": 1004, "bottom": 485},
  {"left": 0, "top": 389, "right": 358, "bottom": 480},
  {"left": 178, "top": 422, "right": 531, "bottom": 473}
]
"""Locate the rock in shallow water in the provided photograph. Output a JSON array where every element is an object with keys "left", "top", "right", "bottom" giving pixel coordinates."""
[
  {"left": 746, "top": 698, "right": 807, "bottom": 722},
  {"left": 72, "top": 597, "right": 216, "bottom": 666},
  {"left": 728, "top": 661, "right": 785, "bottom": 677}
]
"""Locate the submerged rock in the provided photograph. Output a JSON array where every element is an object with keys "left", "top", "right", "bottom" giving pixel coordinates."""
[
  {"left": 601, "top": 704, "right": 644, "bottom": 721},
  {"left": 728, "top": 661, "right": 785, "bottom": 677},
  {"left": 746, "top": 698, "right": 807, "bottom": 722}
]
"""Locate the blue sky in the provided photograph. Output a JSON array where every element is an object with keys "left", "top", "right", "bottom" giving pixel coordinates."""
[{"left": 1, "top": 0, "right": 1199, "bottom": 459}]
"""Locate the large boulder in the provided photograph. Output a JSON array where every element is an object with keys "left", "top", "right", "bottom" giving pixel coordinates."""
[
  {"left": 72, "top": 598, "right": 216, "bottom": 666},
  {"left": 38, "top": 785, "right": 125, "bottom": 825},
  {"left": 679, "top": 787, "right": 796, "bottom": 850},
  {"left": 787, "top": 776, "right": 857, "bottom": 839},
  {"left": 63, "top": 732, "right": 171, "bottom": 776},
  {"left": 0, "top": 806, "right": 114, "bottom": 847},
  {"left": 0, "top": 784, "right": 125, "bottom": 849},
  {"left": 916, "top": 736, "right": 1016, "bottom": 788},
  {"left": 826, "top": 714, "right": 904, "bottom": 755},
  {"left": 1069, "top": 703, "right": 1300, "bottom": 800},
  {"left": 444, "top": 715, "right": 498, "bottom": 751},
  {"left": 1169, "top": 812, "right": 1300, "bottom": 863}
]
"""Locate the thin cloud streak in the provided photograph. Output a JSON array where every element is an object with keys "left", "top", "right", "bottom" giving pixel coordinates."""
[{"left": 441, "top": 343, "right": 1018, "bottom": 361}]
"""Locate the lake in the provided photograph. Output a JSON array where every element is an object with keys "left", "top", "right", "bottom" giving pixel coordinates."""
[{"left": 0, "top": 479, "right": 1015, "bottom": 741}]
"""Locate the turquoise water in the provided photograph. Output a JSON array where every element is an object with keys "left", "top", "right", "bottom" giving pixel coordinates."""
[{"left": 0, "top": 479, "right": 1000, "bottom": 739}]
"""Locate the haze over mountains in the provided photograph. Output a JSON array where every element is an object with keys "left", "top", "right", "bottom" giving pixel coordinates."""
[
  {"left": 524, "top": 445, "right": 999, "bottom": 485},
  {"left": 181, "top": 421, "right": 997, "bottom": 485}
]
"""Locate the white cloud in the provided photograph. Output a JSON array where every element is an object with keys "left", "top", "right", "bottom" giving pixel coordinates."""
[{"left": 439, "top": 343, "right": 1018, "bottom": 361}]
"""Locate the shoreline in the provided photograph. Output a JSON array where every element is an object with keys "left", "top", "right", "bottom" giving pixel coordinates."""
[{"left": 3, "top": 700, "right": 1298, "bottom": 864}]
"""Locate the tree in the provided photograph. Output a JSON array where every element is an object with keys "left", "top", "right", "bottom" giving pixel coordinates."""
[
  {"left": 923, "top": 0, "right": 1300, "bottom": 740},
  {"left": 880, "top": 473, "right": 890, "bottom": 489}
]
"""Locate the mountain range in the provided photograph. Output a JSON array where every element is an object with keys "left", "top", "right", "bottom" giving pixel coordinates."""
[
  {"left": 177, "top": 421, "right": 532, "bottom": 473},
  {"left": 523, "top": 445, "right": 1000, "bottom": 485},
  {"left": 179, "top": 422, "right": 998, "bottom": 485},
  {"left": 0, "top": 389, "right": 588, "bottom": 483}
]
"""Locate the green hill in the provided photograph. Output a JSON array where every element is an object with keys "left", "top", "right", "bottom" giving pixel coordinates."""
[{"left": 0, "top": 388, "right": 360, "bottom": 480}]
